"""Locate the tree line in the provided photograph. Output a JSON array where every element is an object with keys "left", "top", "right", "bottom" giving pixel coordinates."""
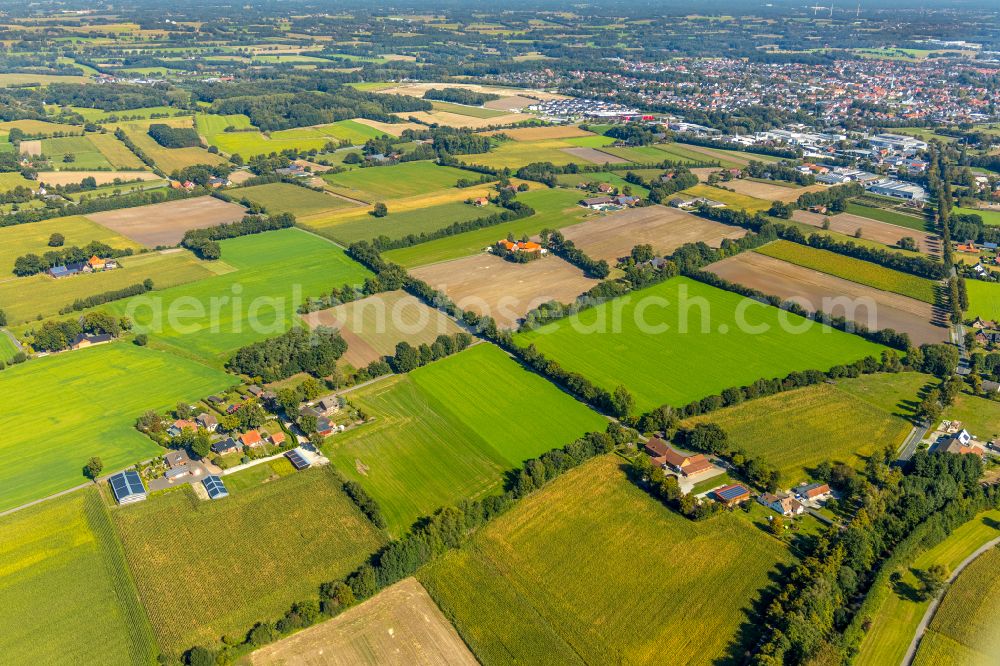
[
  {"left": 58, "top": 279, "right": 154, "bottom": 316},
  {"left": 227, "top": 326, "right": 347, "bottom": 382}
]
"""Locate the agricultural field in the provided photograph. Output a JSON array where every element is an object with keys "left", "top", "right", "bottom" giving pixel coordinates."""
[
  {"left": 560, "top": 146, "right": 629, "bottom": 164},
  {"left": 117, "top": 121, "right": 226, "bottom": 173},
  {"left": 114, "top": 467, "right": 387, "bottom": 656},
  {"left": 412, "top": 252, "right": 597, "bottom": 329},
  {"left": 312, "top": 198, "right": 501, "bottom": 246},
  {"left": 235, "top": 182, "right": 354, "bottom": 217},
  {"left": 560, "top": 205, "right": 747, "bottom": 263},
  {"left": 36, "top": 170, "right": 159, "bottom": 187},
  {"left": 0, "top": 119, "right": 82, "bottom": 136},
  {"left": 0, "top": 490, "right": 156, "bottom": 665},
  {"left": 85, "top": 196, "right": 247, "bottom": 247},
  {"left": 419, "top": 455, "right": 791, "bottom": 665},
  {"left": 301, "top": 290, "right": 465, "bottom": 368},
  {"left": 41, "top": 135, "right": 113, "bottom": 169},
  {"left": 0, "top": 249, "right": 220, "bottom": 325},
  {"left": 64, "top": 178, "right": 169, "bottom": 202},
  {"left": 99, "top": 228, "right": 372, "bottom": 365},
  {"left": 856, "top": 509, "right": 1000, "bottom": 666},
  {"left": 197, "top": 115, "right": 385, "bottom": 157},
  {"left": 966, "top": 280, "right": 1000, "bottom": 321},
  {"left": 88, "top": 132, "right": 148, "bottom": 169},
  {"left": 554, "top": 170, "right": 650, "bottom": 197},
  {"left": 913, "top": 544, "right": 1000, "bottom": 666},
  {"left": 328, "top": 343, "right": 607, "bottom": 534},
  {"left": 466, "top": 138, "right": 596, "bottom": 169},
  {"left": 680, "top": 183, "right": 772, "bottom": 212},
  {"left": 498, "top": 125, "right": 595, "bottom": 141},
  {"left": 320, "top": 162, "right": 473, "bottom": 202},
  {"left": 429, "top": 100, "right": 510, "bottom": 118},
  {"left": 755, "top": 240, "right": 939, "bottom": 303},
  {"left": 0, "top": 171, "right": 38, "bottom": 192},
  {"left": 954, "top": 205, "right": 1000, "bottom": 226},
  {"left": 684, "top": 373, "right": 919, "bottom": 483},
  {"left": 651, "top": 142, "right": 743, "bottom": 167},
  {"left": 706, "top": 252, "right": 949, "bottom": 346},
  {"left": 0, "top": 344, "right": 232, "bottom": 512},
  {"left": 598, "top": 144, "right": 677, "bottom": 163},
  {"left": 790, "top": 209, "right": 937, "bottom": 254},
  {"left": 726, "top": 179, "right": 822, "bottom": 202},
  {"left": 248, "top": 578, "right": 477, "bottom": 666},
  {"left": 0, "top": 214, "right": 142, "bottom": 275},
  {"left": 395, "top": 109, "right": 529, "bottom": 129},
  {"left": 845, "top": 201, "right": 930, "bottom": 232},
  {"left": 514, "top": 276, "right": 888, "bottom": 413},
  {"left": 383, "top": 188, "right": 589, "bottom": 268},
  {"left": 562, "top": 134, "right": 618, "bottom": 148}
]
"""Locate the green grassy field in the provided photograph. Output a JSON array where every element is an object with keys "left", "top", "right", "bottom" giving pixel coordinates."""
[
  {"left": 114, "top": 467, "right": 386, "bottom": 656},
  {"left": 562, "top": 134, "right": 617, "bottom": 148},
  {"left": 652, "top": 142, "right": 741, "bottom": 167},
  {"left": 429, "top": 100, "right": 509, "bottom": 118},
  {"left": 119, "top": 122, "right": 226, "bottom": 173},
  {"left": 954, "top": 206, "right": 1000, "bottom": 226},
  {"left": 755, "top": 239, "right": 939, "bottom": 303},
  {"left": 0, "top": 343, "right": 232, "bottom": 512},
  {"left": 102, "top": 228, "right": 372, "bottom": 365},
  {"left": 382, "top": 188, "right": 588, "bottom": 267},
  {"left": 321, "top": 161, "right": 471, "bottom": 202},
  {"left": 0, "top": 489, "right": 156, "bottom": 665},
  {"left": 198, "top": 114, "right": 385, "bottom": 157},
  {"left": 327, "top": 343, "right": 607, "bottom": 535},
  {"left": 41, "top": 135, "right": 113, "bottom": 169},
  {"left": 70, "top": 105, "right": 191, "bottom": 123},
  {"left": 0, "top": 119, "right": 82, "bottom": 136},
  {"left": 0, "top": 214, "right": 142, "bottom": 276},
  {"left": 913, "top": 543, "right": 1000, "bottom": 666},
  {"left": 305, "top": 199, "right": 502, "bottom": 245},
  {"left": 64, "top": 178, "right": 168, "bottom": 202},
  {"left": 966, "top": 280, "right": 1000, "bottom": 321},
  {"left": 235, "top": 182, "right": 353, "bottom": 217},
  {"left": 943, "top": 391, "right": 1000, "bottom": 443},
  {"left": 553, "top": 171, "right": 650, "bottom": 197},
  {"left": 845, "top": 201, "right": 929, "bottom": 232},
  {"left": 514, "top": 276, "right": 888, "bottom": 413},
  {"left": 593, "top": 145, "right": 666, "bottom": 163},
  {"left": 681, "top": 183, "right": 772, "bottom": 212},
  {"left": 685, "top": 373, "right": 922, "bottom": 484},
  {"left": 88, "top": 132, "right": 148, "bottom": 169},
  {"left": 0, "top": 330, "right": 17, "bottom": 361},
  {"left": 419, "top": 455, "right": 792, "bottom": 665},
  {"left": 467, "top": 139, "right": 584, "bottom": 170},
  {"left": 0, "top": 171, "right": 38, "bottom": 192},
  {"left": 857, "top": 509, "right": 1000, "bottom": 666},
  {"left": 0, "top": 250, "right": 218, "bottom": 325}
]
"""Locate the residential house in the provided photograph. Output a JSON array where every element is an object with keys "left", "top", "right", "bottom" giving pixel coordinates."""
[
  {"left": 580, "top": 195, "right": 615, "bottom": 208},
  {"left": 195, "top": 413, "right": 219, "bottom": 432},
  {"left": 167, "top": 419, "right": 197, "bottom": 437},
  {"left": 240, "top": 430, "right": 263, "bottom": 448},
  {"left": 317, "top": 397, "right": 341, "bottom": 414},
  {"left": 972, "top": 317, "right": 998, "bottom": 330},
  {"left": 247, "top": 385, "right": 264, "bottom": 398},
  {"left": 956, "top": 241, "right": 979, "bottom": 254},
  {"left": 270, "top": 432, "right": 287, "bottom": 447},
  {"left": 471, "top": 196, "right": 490, "bottom": 207},
  {"left": 87, "top": 255, "right": 117, "bottom": 272},
  {"left": 646, "top": 439, "right": 714, "bottom": 477},
  {"left": 211, "top": 437, "right": 241, "bottom": 455},
  {"left": 758, "top": 492, "right": 805, "bottom": 516},
  {"left": 69, "top": 333, "right": 113, "bottom": 350},
  {"left": 164, "top": 449, "right": 192, "bottom": 469},
  {"left": 316, "top": 416, "right": 335, "bottom": 437},
  {"left": 497, "top": 239, "right": 546, "bottom": 255},
  {"left": 796, "top": 482, "right": 832, "bottom": 502}
]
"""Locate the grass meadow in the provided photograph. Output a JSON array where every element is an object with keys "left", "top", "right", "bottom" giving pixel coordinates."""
[
  {"left": 197, "top": 114, "right": 385, "bottom": 157},
  {"left": 0, "top": 331, "right": 17, "bottom": 361},
  {"left": 755, "top": 239, "right": 939, "bottom": 303},
  {"left": 41, "top": 135, "right": 113, "bottom": 169},
  {"left": 119, "top": 121, "right": 226, "bottom": 173},
  {"left": 857, "top": 509, "right": 1000, "bottom": 666},
  {"left": 514, "top": 277, "right": 887, "bottom": 413},
  {"left": 966, "top": 279, "right": 1000, "bottom": 321},
  {"left": 943, "top": 391, "right": 1000, "bottom": 443},
  {"left": 845, "top": 201, "right": 929, "bottom": 232},
  {"left": 235, "top": 182, "right": 353, "bottom": 217},
  {"left": 466, "top": 139, "right": 588, "bottom": 170},
  {"left": 0, "top": 214, "right": 142, "bottom": 275},
  {"left": 419, "top": 455, "right": 791, "bottom": 665},
  {"left": 307, "top": 199, "right": 502, "bottom": 246},
  {"left": 327, "top": 343, "right": 607, "bottom": 535},
  {"left": 0, "top": 489, "right": 156, "bottom": 665},
  {"left": 680, "top": 183, "right": 772, "bottom": 212},
  {"left": 954, "top": 205, "right": 1000, "bottom": 226},
  {"left": 0, "top": 171, "right": 36, "bottom": 192},
  {"left": 382, "top": 188, "right": 588, "bottom": 267},
  {"left": 0, "top": 344, "right": 232, "bottom": 511},
  {"left": 114, "top": 467, "right": 386, "bottom": 656},
  {"left": 684, "top": 373, "right": 922, "bottom": 484},
  {"left": 321, "top": 161, "right": 472, "bottom": 202}
]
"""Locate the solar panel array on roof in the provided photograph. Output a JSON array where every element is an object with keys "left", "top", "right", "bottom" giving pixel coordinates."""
[
  {"left": 109, "top": 470, "right": 147, "bottom": 504},
  {"left": 285, "top": 449, "right": 310, "bottom": 470},
  {"left": 717, "top": 484, "right": 749, "bottom": 501},
  {"left": 203, "top": 475, "right": 229, "bottom": 500}
]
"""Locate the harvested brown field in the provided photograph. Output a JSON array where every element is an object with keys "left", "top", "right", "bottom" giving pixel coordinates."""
[
  {"left": 706, "top": 251, "right": 950, "bottom": 345},
  {"left": 791, "top": 209, "right": 938, "bottom": 254},
  {"left": 676, "top": 143, "right": 754, "bottom": 166},
  {"left": 727, "top": 179, "right": 825, "bottom": 202},
  {"left": 560, "top": 205, "right": 747, "bottom": 263},
  {"left": 228, "top": 170, "right": 255, "bottom": 185},
  {"left": 484, "top": 95, "right": 538, "bottom": 111},
  {"left": 19, "top": 139, "right": 41, "bottom": 156},
  {"left": 301, "top": 290, "right": 465, "bottom": 368},
  {"left": 411, "top": 253, "right": 598, "bottom": 329},
  {"left": 351, "top": 118, "right": 425, "bottom": 136},
  {"left": 561, "top": 146, "right": 628, "bottom": 164},
  {"left": 395, "top": 110, "right": 530, "bottom": 129},
  {"left": 86, "top": 196, "right": 247, "bottom": 247},
  {"left": 499, "top": 125, "right": 594, "bottom": 141},
  {"left": 36, "top": 170, "right": 158, "bottom": 186},
  {"left": 248, "top": 578, "right": 477, "bottom": 666}
]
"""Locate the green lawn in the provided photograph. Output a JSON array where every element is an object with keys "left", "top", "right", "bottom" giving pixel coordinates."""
[
  {"left": 115, "top": 467, "right": 386, "bottom": 656},
  {"left": 102, "top": 228, "right": 372, "bottom": 365},
  {"left": 0, "top": 330, "right": 17, "bottom": 361},
  {"left": 327, "top": 344, "right": 607, "bottom": 535},
  {"left": 685, "top": 373, "right": 922, "bottom": 484},
  {"left": 514, "top": 276, "right": 888, "bottom": 413},
  {"left": 0, "top": 489, "right": 156, "bottom": 665},
  {"left": 563, "top": 134, "right": 617, "bottom": 148},
  {"left": 0, "top": 344, "right": 233, "bottom": 512},
  {"left": 954, "top": 206, "right": 1000, "bottom": 226},
  {"left": 857, "top": 509, "right": 1000, "bottom": 666},
  {"left": 966, "top": 280, "right": 1000, "bottom": 321},
  {"left": 755, "top": 239, "right": 939, "bottom": 304},
  {"left": 41, "top": 135, "right": 114, "bottom": 169},
  {"left": 597, "top": 145, "right": 670, "bottom": 163},
  {"left": 419, "top": 455, "right": 792, "bottom": 665},
  {"left": 0, "top": 214, "right": 142, "bottom": 276},
  {"left": 321, "top": 161, "right": 471, "bottom": 203},
  {"left": 382, "top": 188, "right": 588, "bottom": 268},
  {"left": 235, "top": 182, "right": 353, "bottom": 217},
  {"left": 845, "top": 201, "right": 929, "bottom": 232},
  {"left": 944, "top": 391, "right": 1000, "bottom": 443}
]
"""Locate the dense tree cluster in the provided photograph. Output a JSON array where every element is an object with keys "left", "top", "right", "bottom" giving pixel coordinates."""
[
  {"left": 227, "top": 326, "right": 348, "bottom": 382},
  {"left": 147, "top": 123, "right": 201, "bottom": 148},
  {"left": 13, "top": 242, "right": 134, "bottom": 276},
  {"left": 31, "top": 311, "right": 129, "bottom": 352},
  {"left": 745, "top": 159, "right": 815, "bottom": 185},
  {"left": 423, "top": 87, "right": 499, "bottom": 105},
  {"left": 43, "top": 83, "right": 181, "bottom": 111}
]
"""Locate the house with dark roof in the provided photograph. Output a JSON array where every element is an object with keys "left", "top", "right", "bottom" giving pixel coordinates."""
[
  {"left": 285, "top": 448, "right": 311, "bottom": 470},
  {"left": 211, "top": 437, "right": 241, "bottom": 455},
  {"left": 69, "top": 333, "right": 113, "bottom": 350},
  {"left": 195, "top": 413, "right": 218, "bottom": 432}
]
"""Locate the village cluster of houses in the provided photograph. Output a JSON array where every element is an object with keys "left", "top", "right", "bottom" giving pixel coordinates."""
[{"left": 49, "top": 255, "right": 118, "bottom": 279}]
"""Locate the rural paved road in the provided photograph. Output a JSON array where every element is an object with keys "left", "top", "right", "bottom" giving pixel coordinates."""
[
  {"left": 897, "top": 424, "right": 929, "bottom": 462},
  {"left": 1, "top": 327, "right": 23, "bottom": 353},
  {"left": 901, "top": 536, "right": 1000, "bottom": 665}
]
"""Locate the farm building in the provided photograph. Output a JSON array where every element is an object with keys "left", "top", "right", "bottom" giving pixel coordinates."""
[
  {"left": 713, "top": 484, "right": 751, "bottom": 507},
  {"left": 643, "top": 438, "right": 714, "bottom": 477},
  {"left": 203, "top": 475, "right": 229, "bottom": 500},
  {"left": 758, "top": 493, "right": 805, "bottom": 516},
  {"left": 795, "top": 482, "right": 831, "bottom": 501},
  {"left": 580, "top": 195, "right": 614, "bottom": 209},
  {"left": 109, "top": 470, "right": 147, "bottom": 505},
  {"left": 285, "top": 448, "right": 311, "bottom": 471},
  {"left": 69, "top": 333, "right": 113, "bottom": 350},
  {"left": 497, "top": 239, "right": 546, "bottom": 254}
]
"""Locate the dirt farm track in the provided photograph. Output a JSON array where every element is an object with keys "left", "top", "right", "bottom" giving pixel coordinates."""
[{"left": 706, "top": 251, "right": 950, "bottom": 346}]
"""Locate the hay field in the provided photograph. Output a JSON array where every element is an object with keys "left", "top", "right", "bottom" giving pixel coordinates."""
[
  {"left": 0, "top": 490, "right": 156, "bottom": 665},
  {"left": 0, "top": 344, "right": 232, "bottom": 512},
  {"left": 321, "top": 161, "right": 473, "bottom": 202},
  {"left": 412, "top": 253, "right": 598, "bottom": 329},
  {"left": 235, "top": 182, "right": 355, "bottom": 217},
  {"left": 680, "top": 183, "right": 772, "bottom": 212},
  {"left": 419, "top": 455, "right": 792, "bottom": 665},
  {"left": 514, "top": 276, "right": 888, "bottom": 413},
  {"left": 327, "top": 344, "right": 608, "bottom": 534},
  {"left": 727, "top": 179, "right": 823, "bottom": 202},
  {"left": 706, "top": 252, "right": 949, "bottom": 346},
  {"left": 88, "top": 132, "right": 147, "bottom": 169},
  {"left": 966, "top": 280, "right": 1000, "bottom": 321},
  {"left": 350, "top": 117, "right": 426, "bottom": 136},
  {"left": 560, "top": 205, "right": 747, "bottom": 262},
  {"left": 397, "top": 110, "right": 530, "bottom": 129},
  {"left": 40, "top": 135, "right": 113, "bottom": 169},
  {"left": 249, "top": 578, "right": 477, "bottom": 666},
  {"left": 115, "top": 467, "right": 387, "bottom": 656},
  {"left": 86, "top": 196, "right": 247, "bottom": 247},
  {"left": 301, "top": 290, "right": 464, "bottom": 368}
]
